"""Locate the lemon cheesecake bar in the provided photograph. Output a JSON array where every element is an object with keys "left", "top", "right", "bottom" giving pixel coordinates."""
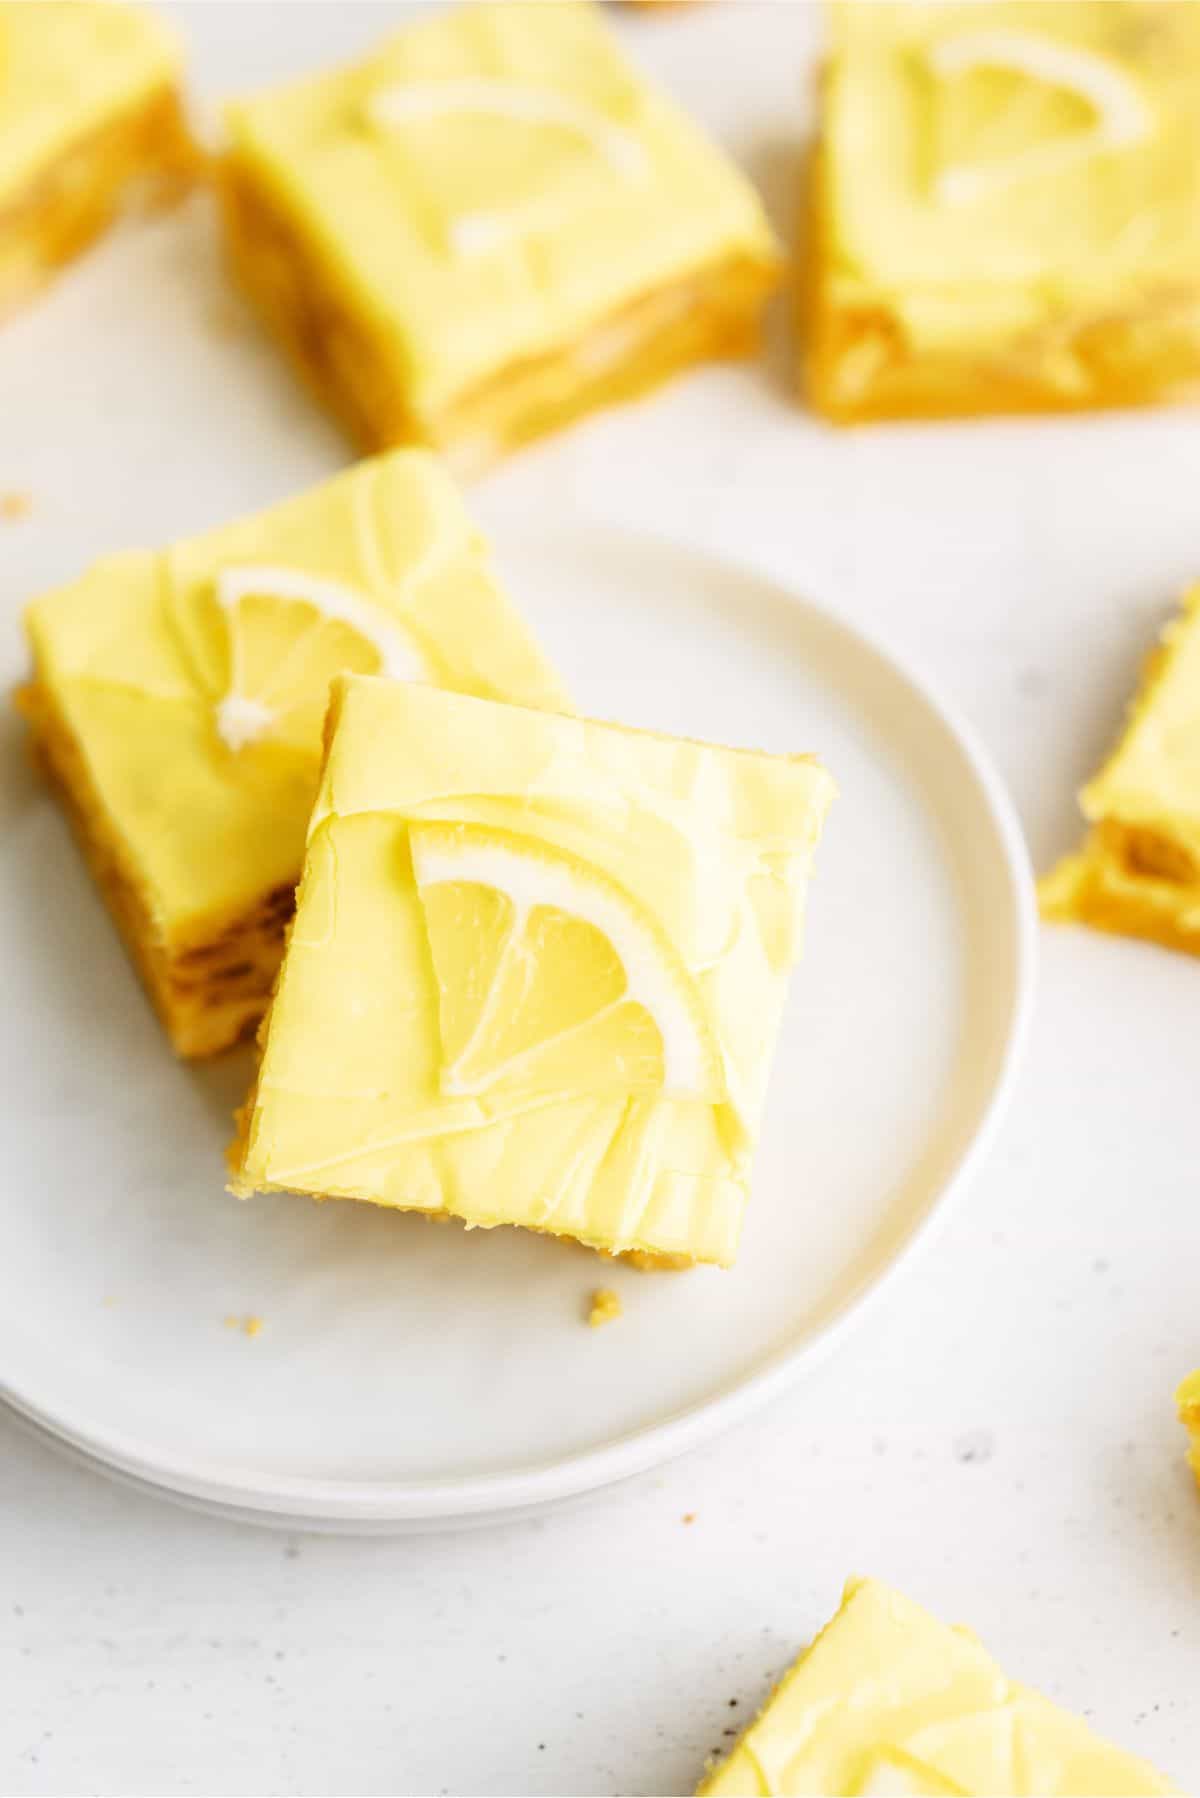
[
  {"left": 0, "top": 1, "right": 195, "bottom": 322},
  {"left": 20, "top": 452, "right": 565, "bottom": 1058},
  {"left": 1041, "top": 585, "right": 1200, "bottom": 953},
  {"left": 229, "top": 676, "right": 834, "bottom": 1268},
  {"left": 809, "top": 2, "right": 1200, "bottom": 422},
  {"left": 1179, "top": 1372, "right": 1200, "bottom": 1491},
  {"left": 699, "top": 1578, "right": 1177, "bottom": 1795},
  {"left": 219, "top": 0, "right": 779, "bottom": 471}
]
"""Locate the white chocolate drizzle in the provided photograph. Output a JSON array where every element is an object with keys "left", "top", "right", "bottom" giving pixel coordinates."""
[{"left": 367, "top": 78, "right": 648, "bottom": 256}]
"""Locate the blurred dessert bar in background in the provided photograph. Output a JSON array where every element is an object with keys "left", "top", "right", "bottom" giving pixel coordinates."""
[
  {"left": 0, "top": 0, "right": 195, "bottom": 320},
  {"left": 219, "top": 0, "right": 780, "bottom": 472},
  {"left": 808, "top": 2, "right": 1200, "bottom": 422},
  {"left": 1041, "top": 584, "right": 1200, "bottom": 954},
  {"left": 1178, "top": 1371, "right": 1200, "bottom": 1491}
]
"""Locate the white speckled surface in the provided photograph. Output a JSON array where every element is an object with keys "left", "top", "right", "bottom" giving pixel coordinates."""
[{"left": 1, "top": 3, "right": 1198, "bottom": 1793}]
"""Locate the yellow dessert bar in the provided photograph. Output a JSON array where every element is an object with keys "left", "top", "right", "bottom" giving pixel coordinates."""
[
  {"left": 20, "top": 451, "right": 565, "bottom": 1059},
  {"left": 219, "top": 0, "right": 779, "bottom": 472},
  {"left": 1041, "top": 584, "right": 1200, "bottom": 953},
  {"left": 809, "top": 3, "right": 1200, "bottom": 423},
  {"left": 0, "top": 1, "right": 196, "bottom": 322},
  {"left": 229, "top": 676, "right": 834, "bottom": 1269},
  {"left": 1178, "top": 1371, "right": 1200, "bottom": 1490},
  {"left": 700, "top": 1578, "right": 1177, "bottom": 1796}
]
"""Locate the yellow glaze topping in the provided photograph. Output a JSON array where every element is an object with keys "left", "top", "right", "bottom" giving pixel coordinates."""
[
  {"left": 700, "top": 1578, "right": 1177, "bottom": 1796},
  {"left": 24, "top": 450, "right": 566, "bottom": 945},
  {"left": 1178, "top": 1371, "right": 1200, "bottom": 1489},
  {"left": 822, "top": 2, "right": 1200, "bottom": 357},
  {"left": 234, "top": 676, "right": 834, "bottom": 1268},
  {"left": 224, "top": 0, "right": 778, "bottom": 423},
  {"left": 0, "top": 0, "right": 180, "bottom": 203}
]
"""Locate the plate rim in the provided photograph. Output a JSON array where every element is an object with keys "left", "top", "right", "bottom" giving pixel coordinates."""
[{"left": 0, "top": 524, "right": 1038, "bottom": 1529}]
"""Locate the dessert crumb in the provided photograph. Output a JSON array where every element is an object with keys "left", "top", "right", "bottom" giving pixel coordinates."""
[
  {"left": 224, "top": 1312, "right": 264, "bottom": 1337},
  {"left": 587, "top": 1286, "right": 622, "bottom": 1328},
  {"left": 682, "top": 1511, "right": 696, "bottom": 1526},
  {"left": 1, "top": 491, "right": 31, "bottom": 521}
]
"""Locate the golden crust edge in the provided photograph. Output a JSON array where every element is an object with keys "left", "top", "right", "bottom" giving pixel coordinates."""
[{"left": 16, "top": 679, "right": 289, "bottom": 1058}]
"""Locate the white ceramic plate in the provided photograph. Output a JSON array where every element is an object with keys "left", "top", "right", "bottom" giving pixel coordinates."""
[{"left": 0, "top": 525, "right": 1034, "bottom": 1530}]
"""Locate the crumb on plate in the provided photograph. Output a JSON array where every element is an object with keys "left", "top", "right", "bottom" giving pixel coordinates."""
[
  {"left": 224, "top": 1312, "right": 263, "bottom": 1336},
  {"left": 588, "top": 1287, "right": 623, "bottom": 1328}
]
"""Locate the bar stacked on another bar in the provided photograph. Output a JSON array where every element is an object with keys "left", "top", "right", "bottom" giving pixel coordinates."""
[{"left": 229, "top": 675, "right": 835, "bottom": 1269}]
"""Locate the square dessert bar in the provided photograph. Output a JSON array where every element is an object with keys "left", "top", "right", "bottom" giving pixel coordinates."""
[
  {"left": 1178, "top": 1372, "right": 1200, "bottom": 1491},
  {"left": 699, "top": 1578, "right": 1176, "bottom": 1796},
  {"left": 20, "top": 451, "right": 566, "bottom": 1059},
  {"left": 809, "top": 2, "right": 1200, "bottom": 422},
  {"left": 219, "top": 0, "right": 780, "bottom": 471},
  {"left": 229, "top": 676, "right": 834, "bottom": 1269},
  {"left": 1041, "top": 585, "right": 1200, "bottom": 953},
  {"left": 0, "top": 1, "right": 195, "bottom": 321}
]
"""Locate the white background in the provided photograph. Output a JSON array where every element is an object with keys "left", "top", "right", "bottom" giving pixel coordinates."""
[{"left": 2, "top": 3, "right": 1198, "bottom": 1793}]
